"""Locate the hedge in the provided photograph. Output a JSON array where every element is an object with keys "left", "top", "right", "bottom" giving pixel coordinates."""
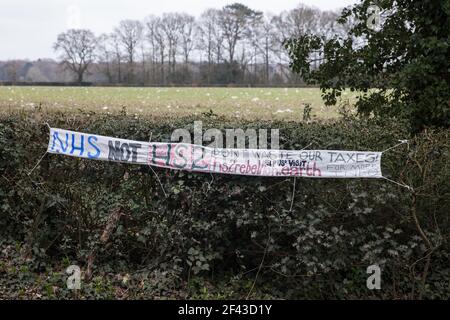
[{"left": 0, "top": 110, "right": 448, "bottom": 299}]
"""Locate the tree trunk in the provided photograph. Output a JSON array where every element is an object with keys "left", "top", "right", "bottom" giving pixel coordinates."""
[{"left": 77, "top": 72, "right": 83, "bottom": 84}]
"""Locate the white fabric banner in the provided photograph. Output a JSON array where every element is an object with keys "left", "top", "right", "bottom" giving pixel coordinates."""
[{"left": 47, "top": 128, "right": 383, "bottom": 178}]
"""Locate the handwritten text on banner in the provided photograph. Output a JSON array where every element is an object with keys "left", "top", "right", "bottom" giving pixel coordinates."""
[{"left": 47, "top": 128, "right": 383, "bottom": 178}]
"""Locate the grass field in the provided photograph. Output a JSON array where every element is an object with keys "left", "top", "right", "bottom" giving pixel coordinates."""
[{"left": 0, "top": 86, "right": 358, "bottom": 120}]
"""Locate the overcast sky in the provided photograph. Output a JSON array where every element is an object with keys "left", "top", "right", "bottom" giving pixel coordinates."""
[{"left": 0, "top": 0, "right": 357, "bottom": 60}]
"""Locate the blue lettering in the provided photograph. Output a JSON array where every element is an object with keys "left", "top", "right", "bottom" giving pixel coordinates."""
[
  {"left": 87, "top": 136, "right": 100, "bottom": 159},
  {"left": 51, "top": 132, "right": 69, "bottom": 153},
  {"left": 70, "top": 134, "right": 84, "bottom": 156}
]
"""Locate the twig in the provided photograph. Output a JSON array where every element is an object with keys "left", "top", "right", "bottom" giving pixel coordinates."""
[
  {"left": 289, "top": 177, "right": 297, "bottom": 212},
  {"left": 246, "top": 227, "right": 271, "bottom": 300},
  {"left": 149, "top": 165, "right": 168, "bottom": 198},
  {"left": 27, "top": 151, "right": 48, "bottom": 176},
  {"left": 410, "top": 191, "right": 434, "bottom": 299},
  {"left": 85, "top": 208, "right": 123, "bottom": 280}
]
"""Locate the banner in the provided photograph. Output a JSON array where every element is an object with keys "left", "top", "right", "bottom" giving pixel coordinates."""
[{"left": 47, "top": 128, "right": 383, "bottom": 178}]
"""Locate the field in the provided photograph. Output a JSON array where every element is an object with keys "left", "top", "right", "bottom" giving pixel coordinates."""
[{"left": 0, "top": 86, "right": 358, "bottom": 120}]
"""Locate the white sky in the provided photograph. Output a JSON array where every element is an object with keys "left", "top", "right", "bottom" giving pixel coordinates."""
[{"left": 0, "top": 0, "right": 357, "bottom": 60}]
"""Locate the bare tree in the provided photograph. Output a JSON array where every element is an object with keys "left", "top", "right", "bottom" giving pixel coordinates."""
[
  {"left": 199, "top": 9, "right": 225, "bottom": 63},
  {"left": 197, "top": 9, "right": 223, "bottom": 83},
  {"left": 145, "top": 15, "right": 167, "bottom": 84},
  {"left": 48, "top": 3, "right": 340, "bottom": 86},
  {"left": 218, "top": 3, "right": 262, "bottom": 64},
  {"left": 53, "top": 29, "right": 97, "bottom": 83},
  {"left": 110, "top": 33, "right": 124, "bottom": 83},
  {"left": 178, "top": 14, "right": 196, "bottom": 64},
  {"left": 4, "top": 60, "right": 23, "bottom": 82},
  {"left": 96, "top": 33, "right": 114, "bottom": 83},
  {"left": 161, "top": 13, "right": 182, "bottom": 77},
  {"left": 270, "top": 4, "right": 324, "bottom": 81},
  {"left": 114, "top": 20, "right": 143, "bottom": 83},
  {"left": 144, "top": 15, "right": 158, "bottom": 83},
  {"left": 247, "top": 14, "right": 278, "bottom": 84}
]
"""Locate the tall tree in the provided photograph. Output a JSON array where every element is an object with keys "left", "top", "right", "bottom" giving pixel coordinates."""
[
  {"left": 145, "top": 15, "right": 167, "bottom": 84},
  {"left": 197, "top": 9, "right": 223, "bottom": 83},
  {"left": 161, "top": 13, "right": 182, "bottom": 77},
  {"left": 109, "top": 33, "right": 124, "bottom": 83},
  {"left": 271, "top": 5, "right": 323, "bottom": 81},
  {"left": 179, "top": 14, "right": 196, "bottom": 64},
  {"left": 250, "top": 15, "right": 276, "bottom": 84},
  {"left": 219, "top": 3, "right": 262, "bottom": 63},
  {"left": 96, "top": 33, "right": 114, "bottom": 83},
  {"left": 53, "top": 29, "right": 97, "bottom": 83},
  {"left": 144, "top": 15, "right": 159, "bottom": 83},
  {"left": 114, "top": 20, "right": 143, "bottom": 83},
  {"left": 4, "top": 60, "right": 22, "bottom": 82}
]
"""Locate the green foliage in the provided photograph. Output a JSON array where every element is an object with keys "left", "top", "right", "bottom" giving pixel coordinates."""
[
  {"left": 285, "top": 0, "right": 450, "bottom": 131},
  {"left": 0, "top": 111, "right": 449, "bottom": 299}
]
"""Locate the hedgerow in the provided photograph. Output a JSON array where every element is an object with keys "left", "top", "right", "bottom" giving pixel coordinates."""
[{"left": 0, "top": 110, "right": 448, "bottom": 299}]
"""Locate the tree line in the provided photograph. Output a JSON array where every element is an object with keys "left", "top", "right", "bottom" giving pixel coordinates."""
[{"left": 53, "top": 3, "right": 348, "bottom": 85}]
